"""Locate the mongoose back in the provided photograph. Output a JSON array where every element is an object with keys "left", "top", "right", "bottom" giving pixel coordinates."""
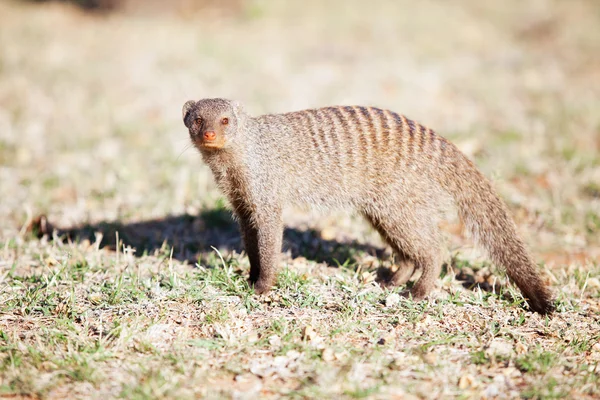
[{"left": 182, "top": 98, "right": 555, "bottom": 314}]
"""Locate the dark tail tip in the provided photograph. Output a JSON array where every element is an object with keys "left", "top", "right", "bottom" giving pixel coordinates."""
[{"left": 526, "top": 289, "right": 556, "bottom": 315}]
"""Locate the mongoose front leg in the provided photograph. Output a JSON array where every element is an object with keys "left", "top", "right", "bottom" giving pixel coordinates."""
[
  {"left": 236, "top": 213, "right": 261, "bottom": 283},
  {"left": 244, "top": 205, "right": 283, "bottom": 294}
]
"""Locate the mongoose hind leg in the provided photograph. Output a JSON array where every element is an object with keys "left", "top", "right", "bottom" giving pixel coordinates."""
[
  {"left": 364, "top": 211, "right": 417, "bottom": 286},
  {"left": 405, "top": 252, "right": 442, "bottom": 300},
  {"left": 243, "top": 206, "right": 284, "bottom": 294},
  {"left": 363, "top": 209, "right": 442, "bottom": 301}
]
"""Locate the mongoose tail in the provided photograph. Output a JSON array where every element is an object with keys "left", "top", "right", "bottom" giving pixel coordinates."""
[{"left": 438, "top": 147, "right": 555, "bottom": 314}]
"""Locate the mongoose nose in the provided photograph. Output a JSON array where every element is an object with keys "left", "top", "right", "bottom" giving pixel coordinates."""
[{"left": 203, "top": 131, "right": 216, "bottom": 141}]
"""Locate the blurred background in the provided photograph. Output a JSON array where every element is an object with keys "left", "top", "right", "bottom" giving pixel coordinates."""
[{"left": 1, "top": 0, "right": 599, "bottom": 262}]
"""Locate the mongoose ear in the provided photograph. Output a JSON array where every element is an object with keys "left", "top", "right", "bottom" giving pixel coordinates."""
[
  {"left": 182, "top": 100, "right": 196, "bottom": 127},
  {"left": 231, "top": 100, "right": 244, "bottom": 112},
  {"left": 230, "top": 100, "right": 246, "bottom": 121}
]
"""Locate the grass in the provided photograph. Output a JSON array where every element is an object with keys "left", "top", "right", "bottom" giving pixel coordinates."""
[{"left": 1, "top": 0, "right": 600, "bottom": 398}]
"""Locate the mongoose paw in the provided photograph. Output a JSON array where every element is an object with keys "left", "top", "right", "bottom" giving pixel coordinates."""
[
  {"left": 376, "top": 264, "right": 416, "bottom": 288},
  {"left": 399, "top": 290, "right": 412, "bottom": 299},
  {"left": 376, "top": 267, "right": 397, "bottom": 288},
  {"left": 250, "top": 279, "right": 273, "bottom": 295},
  {"left": 376, "top": 279, "right": 397, "bottom": 290},
  {"left": 400, "top": 289, "right": 427, "bottom": 302}
]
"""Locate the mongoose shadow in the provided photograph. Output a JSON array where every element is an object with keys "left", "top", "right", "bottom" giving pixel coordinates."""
[
  {"left": 31, "top": 211, "right": 507, "bottom": 295},
  {"left": 51, "top": 208, "right": 389, "bottom": 269}
]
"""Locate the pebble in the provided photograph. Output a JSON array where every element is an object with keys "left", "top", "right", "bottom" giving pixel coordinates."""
[{"left": 385, "top": 293, "right": 401, "bottom": 308}]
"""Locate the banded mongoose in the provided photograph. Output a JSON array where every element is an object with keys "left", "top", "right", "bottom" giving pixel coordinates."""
[{"left": 182, "top": 98, "right": 555, "bottom": 314}]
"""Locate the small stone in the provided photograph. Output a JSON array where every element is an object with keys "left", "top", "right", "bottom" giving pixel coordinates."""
[
  {"left": 483, "top": 384, "right": 499, "bottom": 398},
  {"left": 273, "top": 355, "right": 288, "bottom": 367},
  {"left": 303, "top": 325, "right": 316, "bottom": 341},
  {"left": 268, "top": 335, "right": 281, "bottom": 347},
  {"left": 488, "top": 339, "right": 513, "bottom": 358},
  {"left": 503, "top": 367, "right": 520, "bottom": 377},
  {"left": 247, "top": 332, "right": 259, "bottom": 343},
  {"left": 515, "top": 342, "right": 528, "bottom": 355},
  {"left": 88, "top": 293, "right": 103, "bottom": 305},
  {"left": 286, "top": 350, "right": 301, "bottom": 360},
  {"left": 292, "top": 257, "right": 308, "bottom": 266},
  {"left": 321, "top": 348, "right": 335, "bottom": 362},
  {"left": 422, "top": 352, "right": 437, "bottom": 364},
  {"left": 587, "top": 278, "right": 600, "bottom": 289},
  {"left": 458, "top": 375, "right": 474, "bottom": 389},
  {"left": 320, "top": 227, "right": 337, "bottom": 241},
  {"left": 385, "top": 293, "right": 401, "bottom": 308},
  {"left": 361, "top": 271, "right": 375, "bottom": 284},
  {"left": 391, "top": 357, "right": 404, "bottom": 369},
  {"left": 54, "top": 301, "right": 69, "bottom": 315},
  {"left": 45, "top": 257, "right": 59, "bottom": 266}
]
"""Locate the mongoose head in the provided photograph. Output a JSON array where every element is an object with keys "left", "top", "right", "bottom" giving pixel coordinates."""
[{"left": 182, "top": 98, "right": 245, "bottom": 150}]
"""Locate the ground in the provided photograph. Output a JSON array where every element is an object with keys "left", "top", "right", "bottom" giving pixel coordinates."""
[{"left": 0, "top": 0, "right": 599, "bottom": 398}]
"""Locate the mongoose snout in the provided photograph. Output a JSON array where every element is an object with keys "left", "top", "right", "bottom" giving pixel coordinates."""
[
  {"left": 182, "top": 97, "right": 555, "bottom": 315},
  {"left": 204, "top": 131, "right": 217, "bottom": 141}
]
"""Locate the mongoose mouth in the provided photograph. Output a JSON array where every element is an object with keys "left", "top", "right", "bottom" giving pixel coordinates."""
[
  {"left": 194, "top": 130, "right": 226, "bottom": 149},
  {"left": 198, "top": 138, "right": 225, "bottom": 149}
]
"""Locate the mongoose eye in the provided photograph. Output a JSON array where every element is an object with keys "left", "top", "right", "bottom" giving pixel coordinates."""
[
  {"left": 221, "top": 117, "right": 229, "bottom": 125},
  {"left": 195, "top": 118, "right": 202, "bottom": 125}
]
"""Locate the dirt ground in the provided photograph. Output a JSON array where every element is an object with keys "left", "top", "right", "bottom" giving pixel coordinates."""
[{"left": 0, "top": 0, "right": 599, "bottom": 398}]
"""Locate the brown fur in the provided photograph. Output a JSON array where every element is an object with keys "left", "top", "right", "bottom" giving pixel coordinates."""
[{"left": 182, "top": 98, "right": 555, "bottom": 314}]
